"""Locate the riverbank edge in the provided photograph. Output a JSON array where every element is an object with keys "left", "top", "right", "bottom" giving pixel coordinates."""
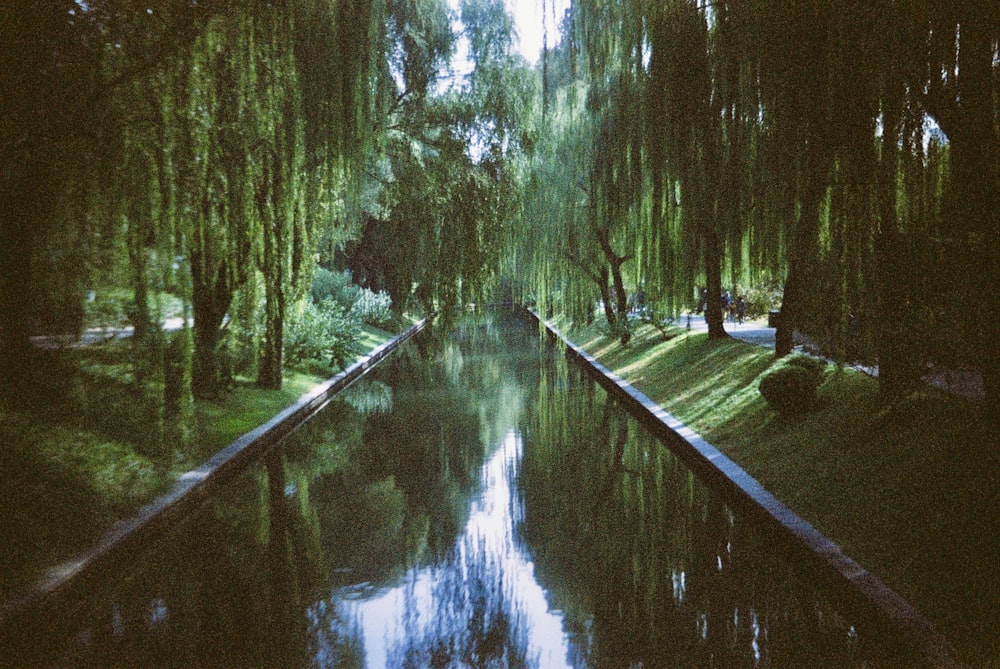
[
  {"left": 527, "top": 308, "right": 962, "bottom": 669},
  {"left": 0, "top": 315, "right": 434, "bottom": 661}
]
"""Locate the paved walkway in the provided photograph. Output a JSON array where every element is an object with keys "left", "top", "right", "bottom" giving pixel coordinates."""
[
  {"left": 676, "top": 315, "right": 985, "bottom": 403},
  {"left": 30, "top": 318, "right": 188, "bottom": 349}
]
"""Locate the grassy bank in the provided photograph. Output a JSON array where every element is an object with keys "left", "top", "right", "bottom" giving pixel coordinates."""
[
  {"left": 0, "top": 323, "right": 398, "bottom": 599},
  {"left": 560, "top": 317, "right": 997, "bottom": 667}
]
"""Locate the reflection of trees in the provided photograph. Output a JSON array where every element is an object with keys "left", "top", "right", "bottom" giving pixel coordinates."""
[
  {"left": 307, "top": 600, "right": 367, "bottom": 669},
  {"left": 341, "top": 380, "right": 394, "bottom": 417},
  {"left": 386, "top": 547, "right": 532, "bottom": 668},
  {"left": 299, "top": 310, "right": 544, "bottom": 665},
  {"left": 37, "top": 311, "right": 544, "bottom": 666},
  {"left": 49, "top": 458, "right": 322, "bottom": 667},
  {"left": 519, "top": 358, "right": 872, "bottom": 668},
  {"left": 310, "top": 473, "right": 409, "bottom": 584}
]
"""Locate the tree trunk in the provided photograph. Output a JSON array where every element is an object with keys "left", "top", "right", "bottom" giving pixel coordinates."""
[
  {"left": 0, "top": 163, "right": 53, "bottom": 396},
  {"left": 190, "top": 256, "right": 233, "bottom": 399},
  {"left": 611, "top": 257, "right": 629, "bottom": 340},
  {"left": 775, "top": 141, "right": 827, "bottom": 357},
  {"left": 924, "top": 15, "right": 1000, "bottom": 415},
  {"left": 873, "top": 85, "right": 921, "bottom": 402},
  {"left": 596, "top": 227, "right": 631, "bottom": 343},
  {"left": 256, "top": 146, "right": 288, "bottom": 391},
  {"left": 597, "top": 266, "right": 617, "bottom": 327},
  {"left": 191, "top": 308, "right": 226, "bottom": 399},
  {"left": 703, "top": 229, "right": 727, "bottom": 339},
  {"left": 951, "top": 18, "right": 1000, "bottom": 417},
  {"left": 257, "top": 281, "right": 285, "bottom": 390},
  {"left": 0, "top": 219, "right": 35, "bottom": 395}
]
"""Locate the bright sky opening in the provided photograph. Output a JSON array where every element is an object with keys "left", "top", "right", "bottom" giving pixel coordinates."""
[{"left": 506, "top": 0, "right": 570, "bottom": 65}]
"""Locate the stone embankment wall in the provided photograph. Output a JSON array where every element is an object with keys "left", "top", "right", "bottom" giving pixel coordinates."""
[
  {"left": 0, "top": 317, "right": 433, "bottom": 660},
  {"left": 528, "top": 308, "right": 962, "bottom": 669}
]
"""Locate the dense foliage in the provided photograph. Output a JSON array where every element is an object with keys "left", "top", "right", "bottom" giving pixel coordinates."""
[
  {"left": 2, "top": 0, "right": 996, "bottom": 432},
  {"left": 510, "top": 0, "right": 998, "bottom": 414},
  {"left": 1, "top": 0, "right": 532, "bottom": 421}
]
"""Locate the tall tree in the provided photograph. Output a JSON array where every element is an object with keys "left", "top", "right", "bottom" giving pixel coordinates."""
[
  {"left": 917, "top": 2, "right": 1000, "bottom": 414},
  {"left": 348, "top": 0, "right": 534, "bottom": 315},
  {"left": 253, "top": 7, "right": 308, "bottom": 390},
  {"left": 0, "top": 1, "right": 103, "bottom": 393}
]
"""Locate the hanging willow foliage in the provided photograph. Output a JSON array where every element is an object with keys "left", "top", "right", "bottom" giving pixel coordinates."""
[{"left": 514, "top": 0, "right": 998, "bottom": 410}]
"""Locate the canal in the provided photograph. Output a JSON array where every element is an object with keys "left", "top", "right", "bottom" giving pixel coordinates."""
[{"left": 36, "top": 309, "right": 907, "bottom": 667}]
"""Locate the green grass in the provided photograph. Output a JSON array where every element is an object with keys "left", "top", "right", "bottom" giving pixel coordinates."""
[
  {"left": 193, "top": 323, "right": 398, "bottom": 459},
  {"left": 565, "top": 319, "right": 997, "bottom": 666},
  {"left": 0, "top": 322, "right": 400, "bottom": 599}
]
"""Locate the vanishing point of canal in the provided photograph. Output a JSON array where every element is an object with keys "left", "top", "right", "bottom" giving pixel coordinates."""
[{"left": 33, "top": 309, "right": 913, "bottom": 667}]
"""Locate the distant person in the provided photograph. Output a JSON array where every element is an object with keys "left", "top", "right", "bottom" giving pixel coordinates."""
[{"left": 736, "top": 296, "right": 746, "bottom": 324}]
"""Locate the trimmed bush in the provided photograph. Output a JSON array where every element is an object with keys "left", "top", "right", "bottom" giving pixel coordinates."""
[
  {"left": 784, "top": 354, "right": 828, "bottom": 386},
  {"left": 759, "top": 364, "right": 821, "bottom": 415}
]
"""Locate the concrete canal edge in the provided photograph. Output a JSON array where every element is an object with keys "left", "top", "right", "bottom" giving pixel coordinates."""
[
  {"left": 528, "top": 309, "right": 964, "bottom": 669},
  {"left": 0, "top": 316, "right": 433, "bottom": 658}
]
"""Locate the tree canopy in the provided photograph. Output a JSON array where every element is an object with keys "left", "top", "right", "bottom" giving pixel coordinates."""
[
  {"left": 512, "top": 0, "right": 999, "bottom": 414},
  {"left": 2, "top": 0, "right": 997, "bottom": 416}
]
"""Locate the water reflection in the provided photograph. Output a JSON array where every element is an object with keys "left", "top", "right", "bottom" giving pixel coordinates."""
[
  {"left": 312, "top": 430, "right": 571, "bottom": 669},
  {"left": 518, "top": 354, "right": 870, "bottom": 668},
  {"left": 28, "top": 310, "right": 904, "bottom": 667}
]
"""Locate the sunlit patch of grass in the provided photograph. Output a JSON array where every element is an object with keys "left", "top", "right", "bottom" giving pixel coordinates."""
[
  {"left": 191, "top": 371, "right": 324, "bottom": 463},
  {"left": 355, "top": 324, "right": 396, "bottom": 356},
  {"left": 565, "top": 318, "right": 995, "bottom": 664}
]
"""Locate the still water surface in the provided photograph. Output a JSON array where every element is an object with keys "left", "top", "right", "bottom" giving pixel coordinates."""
[{"left": 47, "top": 309, "right": 897, "bottom": 667}]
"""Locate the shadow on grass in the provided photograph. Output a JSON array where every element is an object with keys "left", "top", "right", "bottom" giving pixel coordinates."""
[
  {"left": 0, "top": 420, "right": 110, "bottom": 598},
  {"left": 586, "top": 321, "right": 997, "bottom": 665}
]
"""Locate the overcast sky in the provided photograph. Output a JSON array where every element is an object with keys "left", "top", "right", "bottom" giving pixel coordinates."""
[{"left": 506, "top": 0, "right": 570, "bottom": 65}]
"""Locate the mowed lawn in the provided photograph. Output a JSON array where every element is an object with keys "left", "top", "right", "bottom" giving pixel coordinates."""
[{"left": 562, "top": 318, "right": 997, "bottom": 667}]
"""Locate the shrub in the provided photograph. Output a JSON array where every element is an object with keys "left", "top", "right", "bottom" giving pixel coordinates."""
[
  {"left": 738, "top": 282, "right": 783, "bottom": 320},
  {"left": 759, "top": 364, "right": 821, "bottom": 415},
  {"left": 311, "top": 267, "right": 394, "bottom": 329},
  {"left": 784, "top": 354, "right": 828, "bottom": 386},
  {"left": 284, "top": 299, "right": 359, "bottom": 370},
  {"left": 311, "top": 268, "right": 359, "bottom": 310},
  {"left": 350, "top": 287, "right": 394, "bottom": 329}
]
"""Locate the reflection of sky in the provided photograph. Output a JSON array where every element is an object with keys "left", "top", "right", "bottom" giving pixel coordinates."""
[{"left": 330, "top": 429, "right": 573, "bottom": 669}]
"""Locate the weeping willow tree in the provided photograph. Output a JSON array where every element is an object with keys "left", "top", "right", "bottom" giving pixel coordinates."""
[
  {"left": 343, "top": 0, "right": 459, "bottom": 312},
  {"left": 516, "top": 82, "right": 602, "bottom": 324},
  {"left": 346, "top": 0, "right": 536, "bottom": 316},
  {"left": 0, "top": 0, "right": 110, "bottom": 392},
  {"left": 170, "top": 15, "right": 259, "bottom": 398},
  {"left": 913, "top": 3, "right": 1000, "bottom": 415},
  {"left": 521, "top": 0, "right": 996, "bottom": 413},
  {"left": 644, "top": 0, "right": 754, "bottom": 339},
  {"left": 522, "top": 0, "right": 754, "bottom": 340},
  {"left": 517, "top": 0, "right": 649, "bottom": 341},
  {"left": 151, "top": 0, "right": 386, "bottom": 396}
]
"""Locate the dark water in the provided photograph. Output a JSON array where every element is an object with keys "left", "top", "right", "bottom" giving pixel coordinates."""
[{"left": 32, "top": 310, "right": 903, "bottom": 667}]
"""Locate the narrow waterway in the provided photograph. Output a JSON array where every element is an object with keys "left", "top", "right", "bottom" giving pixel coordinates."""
[{"left": 41, "top": 309, "right": 903, "bottom": 667}]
